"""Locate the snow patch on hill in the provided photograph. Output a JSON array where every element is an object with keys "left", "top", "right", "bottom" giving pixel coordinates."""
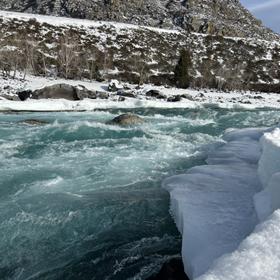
[{"left": 0, "top": 10, "right": 180, "bottom": 34}]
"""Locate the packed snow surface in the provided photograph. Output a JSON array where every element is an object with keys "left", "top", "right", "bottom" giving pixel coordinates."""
[{"left": 197, "top": 210, "right": 280, "bottom": 280}]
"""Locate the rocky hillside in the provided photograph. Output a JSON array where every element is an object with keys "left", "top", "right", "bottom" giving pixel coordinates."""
[
  {"left": 0, "top": 11, "right": 279, "bottom": 92},
  {"left": 0, "top": 0, "right": 278, "bottom": 40}
]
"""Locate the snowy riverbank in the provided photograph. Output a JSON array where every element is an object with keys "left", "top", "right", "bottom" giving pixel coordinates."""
[
  {"left": 1, "top": 76, "right": 280, "bottom": 111},
  {"left": 163, "top": 126, "right": 280, "bottom": 279}
]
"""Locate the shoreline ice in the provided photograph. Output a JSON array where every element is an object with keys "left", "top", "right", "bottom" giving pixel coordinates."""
[{"left": 163, "top": 125, "right": 280, "bottom": 279}]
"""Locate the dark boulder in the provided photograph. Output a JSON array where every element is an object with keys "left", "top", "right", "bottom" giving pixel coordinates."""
[
  {"left": 108, "top": 113, "right": 144, "bottom": 126},
  {"left": 167, "top": 95, "right": 182, "bottom": 102},
  {"left": 146, "top": 89, "right": 165, "bottom": 99},
  {"left": 117, "top": 90, "right": 136, "bottom": 98},
  {"left": 27, "top": 84, "right": 100, "bottom": 100},
  {"left": 76, "top": 85, "right": 97, "bottom": 99},
  {"left": 180, "top": 94, "right": 194, "bottom": 101},
  {"left": 96, "top": 91, "right": 109, "bottom": 99},
  {"left": 32, "top": 84, "right": 79, "bottom": 100},
  {"left": 18, "top": 90, "right": 32, "bottom": 101},
  {"left": 118, "top": 96, "right": 126, "bottom": 102}
]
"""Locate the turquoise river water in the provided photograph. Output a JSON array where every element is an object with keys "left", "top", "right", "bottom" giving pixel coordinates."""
[{"left": 0, "top": 108, "right": 280, "bottom": 280}]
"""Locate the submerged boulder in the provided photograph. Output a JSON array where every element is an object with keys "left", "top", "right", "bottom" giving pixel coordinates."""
[
  {"left": 108, "top": 113, "right": 144, "bottom": 126},
  {"left": 19, "top": 119, "right": 49, "bottom": 125}
]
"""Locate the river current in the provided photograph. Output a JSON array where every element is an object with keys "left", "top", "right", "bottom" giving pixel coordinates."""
[{"left": 0, "top": 108, "right": 279, "bottom": 280}]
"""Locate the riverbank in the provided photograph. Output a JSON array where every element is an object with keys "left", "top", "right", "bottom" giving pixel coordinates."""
[{"left": 1, "top": 76, "right": 280, "bottom": 112}]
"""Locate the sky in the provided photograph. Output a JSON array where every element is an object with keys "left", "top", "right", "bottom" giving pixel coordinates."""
[{"left": 240, "top": 0, "right": 280, "bottom": 33}]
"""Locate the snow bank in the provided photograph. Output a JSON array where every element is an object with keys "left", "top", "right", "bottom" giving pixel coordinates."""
[
  {"left": 254, "top": 128, "right": 280, "bottom": 221},
  {"left": 197, "top": 209, "right": 280, "bottom": 280},
  {"left": 163, "top": 128, "right": 265, "bottom": 278},
  {"left": 258, "top": 128, "right": 280, "bottom": 187},
  {"left": 163, "top": 126, "right": 280, "bottom": 279}
]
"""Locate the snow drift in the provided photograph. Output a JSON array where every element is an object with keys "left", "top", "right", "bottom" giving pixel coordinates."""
[{"left": 163, "top": 126, "right": 280, "bottom": 279}]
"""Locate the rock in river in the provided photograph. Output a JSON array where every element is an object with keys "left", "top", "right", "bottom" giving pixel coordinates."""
[
  {"left": 19, "top": 119, "right": 49, "bottom": 125},
  {"left": 108, "top": 114, "right": 144, "bottom": 126}
]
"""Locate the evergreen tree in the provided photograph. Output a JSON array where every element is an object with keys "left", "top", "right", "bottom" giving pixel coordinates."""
[{"left": 174, "top": 49, "right": 192, "bottom": 88}]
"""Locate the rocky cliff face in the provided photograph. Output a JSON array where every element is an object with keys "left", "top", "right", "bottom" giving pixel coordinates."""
[{"left": 0, "top": 0, "right": 278, "bottom": 40}]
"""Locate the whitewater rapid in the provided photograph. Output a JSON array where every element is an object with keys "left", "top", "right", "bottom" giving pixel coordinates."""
[{"left": 1, "top": 108, "right": 280, "bottom": 279}]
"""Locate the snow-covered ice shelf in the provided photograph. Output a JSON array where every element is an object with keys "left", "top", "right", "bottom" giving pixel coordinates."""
[{"left": 163, "top": 126, "right": 280, "bottom": 279}]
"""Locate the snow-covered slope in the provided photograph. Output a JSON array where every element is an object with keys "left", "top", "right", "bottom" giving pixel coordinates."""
[
  {"left": 0, "top": 0, "right": 277, "bottom": 40},
  {"left": 0, "top": 11, "right": 279, "bottom": 92},
  {"left": 163, "top": 126, "right": 280, "bottom": 279},
  {"left": 0, "top": 10, "right": 179, "bottom": 34}
]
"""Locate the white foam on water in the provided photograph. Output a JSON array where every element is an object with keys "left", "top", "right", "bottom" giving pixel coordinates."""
[{"left": 0, "top": 140, "right": 23, "bottom": 159}]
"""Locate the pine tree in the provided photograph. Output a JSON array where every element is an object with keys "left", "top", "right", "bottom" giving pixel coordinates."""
[{"left": 174, "top": 49, "right": 192, "bottom": 88}]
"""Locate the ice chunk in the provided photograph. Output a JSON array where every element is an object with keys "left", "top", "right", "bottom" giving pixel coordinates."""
[
  {"left": 164, "top": 126, "right": 280, "bottom": 279},
  {"left": 223, "top": 127, "right": 271, "bottom": 142},
  {"left": 258, "top": 128, "right": 280, "bottom": 187},
  {"left": 163, "top": 128, "right": 263, "bottom": 278},
  {"left": 254, "top": 128, "right": 280, "bottom": 221}
]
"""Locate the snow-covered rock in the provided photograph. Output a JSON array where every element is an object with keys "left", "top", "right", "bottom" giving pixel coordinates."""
[{"left": 108, "top": 80, "right": 123, "bottom": 92}]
